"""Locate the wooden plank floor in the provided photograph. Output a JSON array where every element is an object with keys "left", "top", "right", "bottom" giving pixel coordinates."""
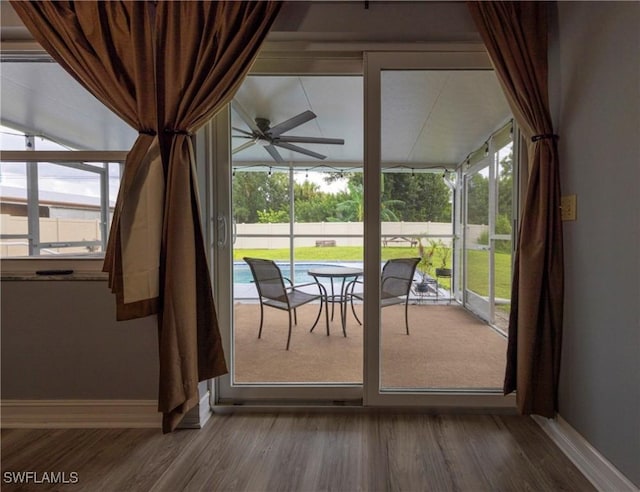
[{"left": 1, "top": 413, "right": 595, "bottom": 492}]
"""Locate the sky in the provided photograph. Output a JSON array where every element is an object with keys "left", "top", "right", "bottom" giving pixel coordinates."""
[
  {"left": 0, "top": 125, "right": 121, "bottom": 202},
  {"left": 1, "top": 125, "right": 351, "bottom": 202}
]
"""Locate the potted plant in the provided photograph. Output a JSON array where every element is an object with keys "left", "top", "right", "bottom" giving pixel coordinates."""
[
  {"left": 415, "top": 238, "right": 437, "bottom": 292},
  {"left": 435, "top": 240, "right": 452, "bottom": 278}
]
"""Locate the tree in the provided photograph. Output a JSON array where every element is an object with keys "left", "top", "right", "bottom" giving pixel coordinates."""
[
  {"left": 382, "top": 173, "right": 451, "bottom": 222},
  {"left": 294, "top": 181, "right": 343, "bottom": 222},
  {"left": 232, "top": 171, "right": 289, "bottom": 223},
  {"left": 257, "top": 209, "right": 289, "bottom": 223},
  {"left": 335, "top": 179, "right": 403, "bottom": 221},
  {"left": 466, "top": 172, "right": 489, "bottom": 225},
  {"left": 497, "top": 150, "right": 513, "bottom": 219}
]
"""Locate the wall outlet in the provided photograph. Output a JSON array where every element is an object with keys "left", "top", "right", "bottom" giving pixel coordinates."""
[{"left": 561, "top": 194, "right": 577, "bottom": 221}]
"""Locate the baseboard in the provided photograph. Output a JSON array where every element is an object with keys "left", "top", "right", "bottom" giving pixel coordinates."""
[
  {"left": 177, "top": 391, "right": 212, "bottom": 429},
  {"left": 533, "top": 415, "right": 639, "bottom": 492},
  {"left": 1, "top": 400, "right": 161, "bottom": 429}
]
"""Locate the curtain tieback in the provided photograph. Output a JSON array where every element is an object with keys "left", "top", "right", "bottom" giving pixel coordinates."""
[
  {"left": 164, "top": 128, "right": 193, "bottom": 137},
  {"left": 139, "top": 129, "right": 157, "bottom": 136},
  {"left": 531, "top": 133, "right": 559, "bottom": 142}
]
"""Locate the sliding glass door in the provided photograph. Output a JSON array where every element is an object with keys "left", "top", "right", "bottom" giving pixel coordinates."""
[
  {"left": 365, "top": 52, "right": 514, "bottom": 407},
  {"left": 208, "top": 51, "right": 515, "bottom": 409},
  {"left": 211, "top": 68, "right": 365, "bottom": 403}
]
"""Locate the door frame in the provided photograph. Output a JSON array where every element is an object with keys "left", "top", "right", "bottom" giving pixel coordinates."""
[
  {"left": 462, "top": 157, "right": 494, "bottom": 322},
  {"left": 459, "top": 121, "right": 516, "bottom": 329}
]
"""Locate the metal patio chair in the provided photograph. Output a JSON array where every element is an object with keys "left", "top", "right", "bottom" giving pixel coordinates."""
[
  {"left": 346, "top": 257, "right": 420, "bottom": 335},
  {"left": 243, "top": 257, "right": 329, "bottom": 350}
]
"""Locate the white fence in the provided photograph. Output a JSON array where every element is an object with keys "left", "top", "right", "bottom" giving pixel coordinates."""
[
  {"left": 0, "top": 214, "right": 101, "bottom": 257},
  {"left": 234, "top": 221, "right": 478, "bottom": 249},
  {"left": 1, "top": 215, "right": 489, "bottom": 256}
]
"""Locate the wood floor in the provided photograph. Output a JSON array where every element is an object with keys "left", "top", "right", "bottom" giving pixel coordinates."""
[{"left": 1, "top": 413, "right": 595, "bottom": 492}]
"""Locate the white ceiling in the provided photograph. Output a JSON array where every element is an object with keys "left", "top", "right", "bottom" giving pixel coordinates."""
[
  {"left": 0, "top": 62, "right": 137, "bottom": 151},
  {"left": 232, "top": 71, "right": 510, "bottom": 169},
  {"left": 1, "top": 62, "right": 511, "bottom": 169},
  {"left": 232, "top": 75, "right": 363, "bottom": 166}
]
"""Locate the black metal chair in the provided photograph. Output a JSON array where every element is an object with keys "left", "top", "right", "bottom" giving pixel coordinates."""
[
  {"left": 346, "top": 257, "right": 420, "bottom": 335},
  {"left": 243, "top": 257, "right": 329, "bottom": 350}
]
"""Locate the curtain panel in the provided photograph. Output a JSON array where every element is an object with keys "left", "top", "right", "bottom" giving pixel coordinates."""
[
  {"left": 468, "top": 1, "right": 564, "bottom": 417},
  {"left": 12, "top": 0, "right": 282, "bottom": 432}
]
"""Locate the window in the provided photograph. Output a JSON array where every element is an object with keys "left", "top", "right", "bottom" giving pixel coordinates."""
[{"left": 0, "top": 60, "right": 134, "bottom": 258}]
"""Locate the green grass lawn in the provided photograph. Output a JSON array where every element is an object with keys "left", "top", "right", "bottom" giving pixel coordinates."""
[
  {"left": 235, "top": 245, "right": 512, "bottom": 320},
  {"left": 234, "top": 245, "right": 421, "bottom": 262},
  {"left": 465, "top": 249, "right": 512, "bottom": 300},
  {"left": 234, "top": 245, "right": 512, "bottom": 300}
]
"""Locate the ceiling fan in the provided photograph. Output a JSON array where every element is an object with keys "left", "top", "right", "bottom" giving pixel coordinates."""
[{"left": 231, "top": 100, "right": 344, "bottom": 163}]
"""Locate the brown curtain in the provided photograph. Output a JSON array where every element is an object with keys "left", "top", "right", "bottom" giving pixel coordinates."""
[
  {"left": 9, "top": 1, "right": 161, "bottom": 319},
  {"left": 468, "top": 2, "right": 564, "bottom": 417},
  {"left": 12, "top": 0, "right": 282, "bottom": 432}
]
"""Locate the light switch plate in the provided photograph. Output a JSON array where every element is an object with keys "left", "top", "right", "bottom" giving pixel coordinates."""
[{"left": 561, "top": 194, "right": 577, "bottom": 221}]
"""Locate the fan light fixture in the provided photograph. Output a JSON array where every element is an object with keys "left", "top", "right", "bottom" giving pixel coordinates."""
[{"left": 231, "top": 99, "right": 345, "bottom": 163}]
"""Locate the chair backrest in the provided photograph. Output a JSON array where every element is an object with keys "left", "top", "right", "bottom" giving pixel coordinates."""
[
  {"left": 243, "top": 257, "right": 287, "bottom": 302},
  {"left": 380, "top": 257, "right": 420, "bottom": 299}
]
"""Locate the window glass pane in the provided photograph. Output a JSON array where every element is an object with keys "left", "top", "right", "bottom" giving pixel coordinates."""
[
  {"left": 380, "top": 68, "right": 509, "bottom": 391},
  {"left": 229, "top": 73, "right": 363, "bottom": 385},
  {"left": 0, "top": 160, "right": 120, "bottom": 258},
  {"left": 0, "top": 57, "right": 128, "bottom": 258}
]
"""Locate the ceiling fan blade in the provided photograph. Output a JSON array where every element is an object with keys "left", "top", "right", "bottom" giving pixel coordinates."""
[
  {"left": 231, "top": 100, "right": 264, "bottom": 136},
  {"left": 268, "top": 110, "right": 316, "bottom": 137},
  {"left": 264, "top": 145, "right": 284, "bottom": 163},
  {"left": 232, "top": 126, "right": 255, "bottom": 137},
  {"left": 276, "top": 136, "right": 344, "bottom": 145},
  {"left": 274, "top": 142, "right": 327, "bottom": 160},
  {"left": 232, "top": 140, "right": 256, "bottom": 155}
]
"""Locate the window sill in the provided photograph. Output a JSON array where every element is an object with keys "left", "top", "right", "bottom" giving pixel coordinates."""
[
  {"left": 0, "top": 257, "right": 108, "bottom": 281},
  {"left": 1, "top": 271, "right": 108, "bottom": 281}
]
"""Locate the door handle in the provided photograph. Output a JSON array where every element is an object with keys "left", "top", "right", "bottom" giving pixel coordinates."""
[{"left": 217, "top": 215, "right": 227, "bottom": 247}]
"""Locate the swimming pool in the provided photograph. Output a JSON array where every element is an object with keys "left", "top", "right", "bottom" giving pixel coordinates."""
[{"left": 234, "top": 261, "right": 361, "bottom": 285}]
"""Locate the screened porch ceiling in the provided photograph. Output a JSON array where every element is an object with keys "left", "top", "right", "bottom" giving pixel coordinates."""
[{"left": 1, "top": 63, "right": 510, "bottom": 170}]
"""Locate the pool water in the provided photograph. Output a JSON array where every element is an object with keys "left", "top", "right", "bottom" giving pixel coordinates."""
[{"left": 234, "top": 262, "right": 356, "bottom": 285}]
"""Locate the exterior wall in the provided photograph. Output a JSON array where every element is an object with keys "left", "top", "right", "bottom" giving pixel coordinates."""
[{"left": 551, "top": 1, "right": 640, "bottom": 486}]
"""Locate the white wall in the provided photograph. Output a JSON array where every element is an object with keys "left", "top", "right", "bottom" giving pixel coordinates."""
[{"left": 550, "top": 2, "right": 640, "bottom": 486}]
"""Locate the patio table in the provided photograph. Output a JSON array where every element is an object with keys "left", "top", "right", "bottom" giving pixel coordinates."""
[{"left": 308, "top": 266, "right": 363, "bottom": 337}]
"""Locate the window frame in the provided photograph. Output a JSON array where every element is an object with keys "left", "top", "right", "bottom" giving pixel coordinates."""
[{"left": 1, "top": 150, "right": 126, "bottom": 269}]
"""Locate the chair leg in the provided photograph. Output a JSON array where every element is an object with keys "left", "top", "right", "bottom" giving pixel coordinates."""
[
  {"left": 341, "top": 299, "right": 348, "bottom": 338},
  {"left": 286, "top": 309, "right": 293, "bottom": 350},
  {"left": 258, "top": 301, "right": 264, "bottom": 339},
  {"left": 324, "top": 296, "right": 330, "bottom": 336},
  {"left": 309, "top": 299, "right": 323, "bottom": 333},
  {"left": 351, "top": 295, "right": 362, "bottom": 326},
  {"left": 404, "top": 298, "right": 410, "bottom": 335},
  {"left": 293, "top": 308, "right": 298, "bottom": 325},
  {"left": 311, "top": 284, "right": 330, "bottom": 336}
]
